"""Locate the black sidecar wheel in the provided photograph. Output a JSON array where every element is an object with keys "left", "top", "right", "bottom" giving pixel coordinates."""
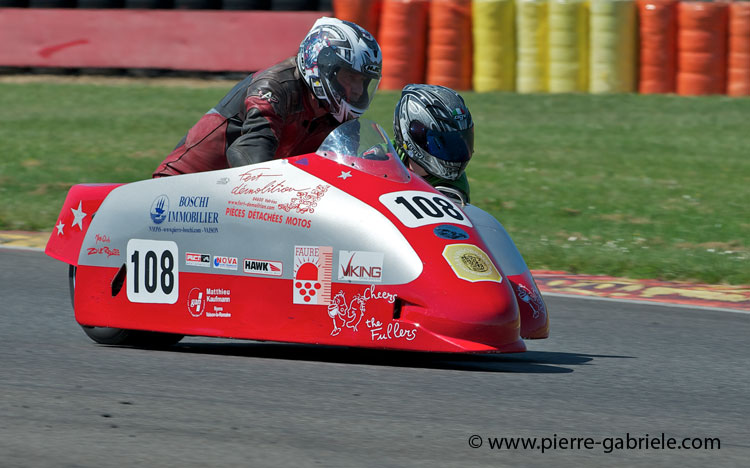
[
  {"left": 81, "top": 326, "right": 184, "bottom": 347},
  {"left": 69, "top": 265, "right": 184, "bottom": 348},
  {"left": 80, "top": 326, "right": 134, "bottom": 345}
]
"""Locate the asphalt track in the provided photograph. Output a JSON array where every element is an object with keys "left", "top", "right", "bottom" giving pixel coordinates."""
[{"left": 2, "top": 248, "right": 749, "bottom": 468}]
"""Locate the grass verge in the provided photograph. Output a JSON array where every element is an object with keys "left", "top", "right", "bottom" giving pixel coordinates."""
[{"left": 1, "top": 79, "right": 748, "bottom": 284}]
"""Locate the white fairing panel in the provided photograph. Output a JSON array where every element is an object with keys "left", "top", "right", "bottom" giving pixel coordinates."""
[
  {"left": 462, "top": 205, "right": 530, "bottom": 276},
  {"left": 79, "top": 160, "right": 423, "bottom": 286}
]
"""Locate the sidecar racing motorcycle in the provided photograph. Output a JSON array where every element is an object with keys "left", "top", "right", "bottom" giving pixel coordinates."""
[{"left": 45, "top": 119, "right": 549, "bottom": 353}]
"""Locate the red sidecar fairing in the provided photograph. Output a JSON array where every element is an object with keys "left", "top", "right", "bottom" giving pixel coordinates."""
[
  {"left": 46, "top": 183, "right": 123, "bottom": 266},
  {"left": 46, "top": 120, "right": 533, "bottom": 353}
]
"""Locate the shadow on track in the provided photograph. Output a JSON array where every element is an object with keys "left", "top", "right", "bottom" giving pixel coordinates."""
[{"left": 111, "top": 340, "right": 635, "bottom": 374}]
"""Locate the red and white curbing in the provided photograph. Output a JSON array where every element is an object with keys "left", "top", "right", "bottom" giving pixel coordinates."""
[
  {"left": 2, "top": 231, "right": 748, "bottom": 312},
  {"left": 533, "top": 271, "right": 750, "bottom": 312}
]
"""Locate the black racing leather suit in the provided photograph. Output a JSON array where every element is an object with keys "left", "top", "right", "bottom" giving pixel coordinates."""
[{"left": 153, "top": 57, "right": 340, "bottom": 177}]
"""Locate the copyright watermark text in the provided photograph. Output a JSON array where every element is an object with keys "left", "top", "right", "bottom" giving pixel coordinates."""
[{"left": 468, "top": 433, "right": 720, "bottom": 454}]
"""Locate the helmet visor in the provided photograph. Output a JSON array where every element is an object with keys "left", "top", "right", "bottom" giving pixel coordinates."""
[
  {"left": 332, "top": 66, "right": 380, "bottom": 110},
  {"left": 409, "top": 121, "right": 474, "bottom": 163}
]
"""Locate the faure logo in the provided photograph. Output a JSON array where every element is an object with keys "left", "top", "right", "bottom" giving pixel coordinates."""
[
  {"left": 213, "top": 256, "right": 238, "bottom": 270},
  {"left": 338, "top": 251, "right": 384, "bottom": 283},
  {"left": 293, "top": 245, "right": 332, "bottom": 305},
  {"left": 243, "top": 258, "right": 283, "bottom": 277},
  {"left": 186, "top": 252, "right": 211, "bottom": 267},
  {"left": 150, "top": 195, "right": 169, "bottom": 224}
]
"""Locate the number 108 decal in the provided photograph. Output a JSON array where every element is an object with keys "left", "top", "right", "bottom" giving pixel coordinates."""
[
  {"left": 126, "top": 239, "right": 179, "bottom": 304},
  {"left": 379, "top": 191, "right": 473, "bottom": 228}
]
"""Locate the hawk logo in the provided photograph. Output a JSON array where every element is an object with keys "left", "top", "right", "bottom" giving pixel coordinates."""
[
  {"left": 258, "top": 91, "right": 279, "bottom": 103},
  {"left": 243, "top": 258, "right": 283, "bottom": 277}
]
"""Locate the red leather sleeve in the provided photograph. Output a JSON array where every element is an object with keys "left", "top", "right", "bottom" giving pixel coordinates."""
[{"left": 226, "top": 78, "right": 290, "bottom": 167}]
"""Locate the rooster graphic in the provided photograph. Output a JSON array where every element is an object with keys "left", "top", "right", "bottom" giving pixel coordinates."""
[
  {"left": 327, "top": 291, "right": 367, "bottom": 336},
  {"left": 516, "top": 283, "right": 544, "bottom": 319},
  {"left": 278, "top": 184, "right": 330, "bottom": 214}
]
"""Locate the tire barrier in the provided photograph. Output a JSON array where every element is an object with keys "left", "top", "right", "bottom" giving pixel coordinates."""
[
  {"left": 426, "top": 0, "right": 473, "bottom": 90},
  {"left": 125, "top": 0, "right": 174, "bottom": 8},
  {"left": 2, "top": 0, "right": 747, "bottom": 97},
  {"left": 637, "top": 0, "right": 677, "bottom": 94},
  {"left": 728, "top": 1, "right": 750, "bottom": 97},
  {"left": 378, "top": 0, "right": 429, "bottom": 90},
  {"left": 515, "top": 0, "right": 547, "bottom": 93},
  {"left": 26, "top": 0, "right": 75, "bottom": 6},
  {"left": 221, "top": 0, "right": 270, "bottom": 10},
  {"left": 270, "top": 0, "right": 318, "bottom": 10},
  {"left": 676, "top": 1, "right": 728, "bottom": 96},
  {"left": 548, "top": 0, "right": 588, "bottom": 93},
  {"left": 472, "top": 0, "right": 515, "bottom": 92},
  {"left": 332, "top": 0, "right": 381, "bottom": 38},
  {"left": 173, "top": 0, "right": 221, "bottom": 9},
  {"left": 78, "top": 0, "right": 125, "bottom": 7},
  {"left": 589, "top": 0, "right": 636, "bottom": 94}
]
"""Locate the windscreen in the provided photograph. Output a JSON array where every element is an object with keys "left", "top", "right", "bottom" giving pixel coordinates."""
[{"left": 316, "top": 119, "right": 411, "bottom": 183}]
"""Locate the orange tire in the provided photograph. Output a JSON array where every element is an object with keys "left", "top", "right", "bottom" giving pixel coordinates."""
[
  {"left": 676, "top": 2, "right": 728, "bottom": 96},
  {"left": 426, "top": 0, "right": 473, "bottom": 90},
  {"left": 378, "top": 0, "right": 429, "bottom": 90},
  {"left": 638, "top": 0, "right": 677, "bottom": 93},
  {"left": 333, "top": 0, "right": 382, "bottom": 39},
  {"left": 728, "top": 2, "right": 750, "bottom": 96}
]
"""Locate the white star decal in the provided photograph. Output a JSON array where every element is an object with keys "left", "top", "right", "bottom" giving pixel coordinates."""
[
  {"left": 338, "top": 171, "right": 352, "bottom": 180},
  {"left": 71, "top": 201, "right": 87, "bottom": 230},
  {"left": 55, "top": 220, "right": 64, "bottom": 235}
]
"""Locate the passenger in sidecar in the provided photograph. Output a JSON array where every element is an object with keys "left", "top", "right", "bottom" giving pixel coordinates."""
[
  {"left": 392, "top": 84, "right": 473, "bottom": 206},
  {"left": 391, "top": 84, "right": 549, "bottom": 339}
]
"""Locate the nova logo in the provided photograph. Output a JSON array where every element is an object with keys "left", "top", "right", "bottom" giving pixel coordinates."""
[
  {"left": 338, "top": 251, "right": 384, "bottom": 283},
  {"left": 244, "top": 258, "right": 283, "bottom": 277},
  {"left": 213, "top": 256, "right": 238, "bottom": 270}
]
